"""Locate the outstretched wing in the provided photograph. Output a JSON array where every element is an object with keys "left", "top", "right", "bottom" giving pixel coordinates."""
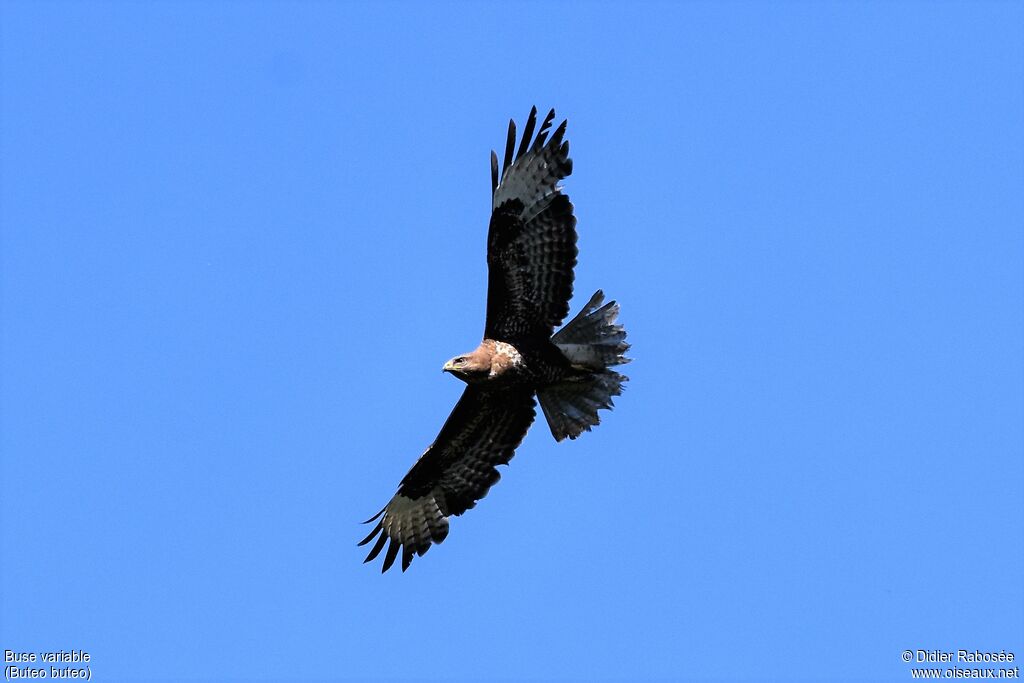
[
  {"left": 485, "top": 107, "right": 577, "bottom": 340},
  {"left": 359, "top": 386, "right": 536, "bottom": 572}
]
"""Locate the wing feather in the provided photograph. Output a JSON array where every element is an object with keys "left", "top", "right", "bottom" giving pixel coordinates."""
[
  {"left": 532, "top": 108, "right": 556, "bottom": 153},
  {"left": 515, "top": 106, "right": 538, "bottom": 161},
  {"left": 359, "top": 386, "right": 536, "bottom": 572},
  {"left": 486, "top": 107, "right": 577, "bottom": 339},
  {"left": 490, "top": 150, "right": 499, "bottom": 195},
  {"left": 361, "top": 526, "right": 388, "bottom": 562},
  {"left": 382, "top": 538, "right": 401, "bottom": 573},
  {"left": 502, "top": 118, "right": 516, "bottom": 177}
]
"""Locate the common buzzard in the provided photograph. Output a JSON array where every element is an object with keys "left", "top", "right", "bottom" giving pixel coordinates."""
[{"left": 360, "top": 108, "right": 631, "bottom": 572}]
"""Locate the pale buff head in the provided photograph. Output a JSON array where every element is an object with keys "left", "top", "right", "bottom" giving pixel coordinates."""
[{"left": 442, "top": 343, "right": 493, "bottom": 383}]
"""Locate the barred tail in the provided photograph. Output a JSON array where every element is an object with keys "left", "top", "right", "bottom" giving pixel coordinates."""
[{"left": 539, "top": 291, "right": 631, "bottom": 442}]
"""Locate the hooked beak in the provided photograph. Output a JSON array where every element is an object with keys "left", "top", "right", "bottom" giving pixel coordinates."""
[{"left": 442, "top": 360, "right": 453, "bottom": 374}]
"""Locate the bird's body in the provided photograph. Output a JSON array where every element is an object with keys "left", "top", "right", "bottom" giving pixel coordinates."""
[
  {"left": 360, "top": 108, "right": 630, "bottom": 572},
  {"left": 444, "top": 337, "right": 573, "bottom": 385}
]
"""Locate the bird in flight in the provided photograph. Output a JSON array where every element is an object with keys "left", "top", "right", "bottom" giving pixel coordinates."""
[{"left": 360, "top": 107, "right": 631, "bottom": 572}]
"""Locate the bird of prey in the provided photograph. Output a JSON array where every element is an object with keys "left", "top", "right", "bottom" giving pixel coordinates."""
[{"left": 360, "top": 107, "right": 630, "bottom": 572}]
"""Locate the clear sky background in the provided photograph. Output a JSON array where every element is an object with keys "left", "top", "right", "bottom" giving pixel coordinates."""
[{"left": 2, "top": 2, "right": 1022, "bottom": 682}]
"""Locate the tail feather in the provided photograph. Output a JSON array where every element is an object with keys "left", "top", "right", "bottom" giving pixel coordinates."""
[
  {"left": 540, "top": 371, "right": 627, "bottom": 441},
  {"left": 552, "top": 290, "right": 631, "bottom": 370},
  {"left": 540, "top": 290, "right": 630, "bottom": 442}
]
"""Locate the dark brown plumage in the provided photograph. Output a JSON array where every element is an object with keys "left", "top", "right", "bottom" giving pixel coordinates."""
[{"left": 360, "top": 108, "right": 630, "bottom": 572}]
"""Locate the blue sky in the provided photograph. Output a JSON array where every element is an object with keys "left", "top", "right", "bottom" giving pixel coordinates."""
[{"left": 2, "top": 2, "right": 1022, "bottom": 682}]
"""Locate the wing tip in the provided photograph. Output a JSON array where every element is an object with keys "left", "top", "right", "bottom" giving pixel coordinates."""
[
  {"left": 533, "top": 108, "right": 557, "bottom": 151},
  {"left": 402, "top": 546, "right": 414, "bottom": 572},
  {"left": 551, "top": 118, "right": 568, "bottom": 147},
  {"left": 490, "top": 150, "right": 499, "bottom": 195},
  {"left": 381, "top": 538, "right": 401, "bottom": 573},
  {"left": 361, "top": 526, "right": 388, "bottom": 563},
  {"left": 360, "top": 507, "right": 386, "bottom": 525},
  {"left": 502, "top": 118, "right": 516, "bottom": 178},
  {"left": 515, "top": 105, "right": 539, "bottom": 161},
  {"left": 357, "top": 520, "right": 383, "bottom": 547}
]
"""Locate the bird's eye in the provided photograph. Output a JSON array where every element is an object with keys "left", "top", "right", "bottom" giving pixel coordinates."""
[{"left": 455, "top": 357, "right": 465, "bottom": 365}]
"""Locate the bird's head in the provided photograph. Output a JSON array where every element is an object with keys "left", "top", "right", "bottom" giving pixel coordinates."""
[{"left": 442, "top": 348, "right": 491, "bottom": 383}]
